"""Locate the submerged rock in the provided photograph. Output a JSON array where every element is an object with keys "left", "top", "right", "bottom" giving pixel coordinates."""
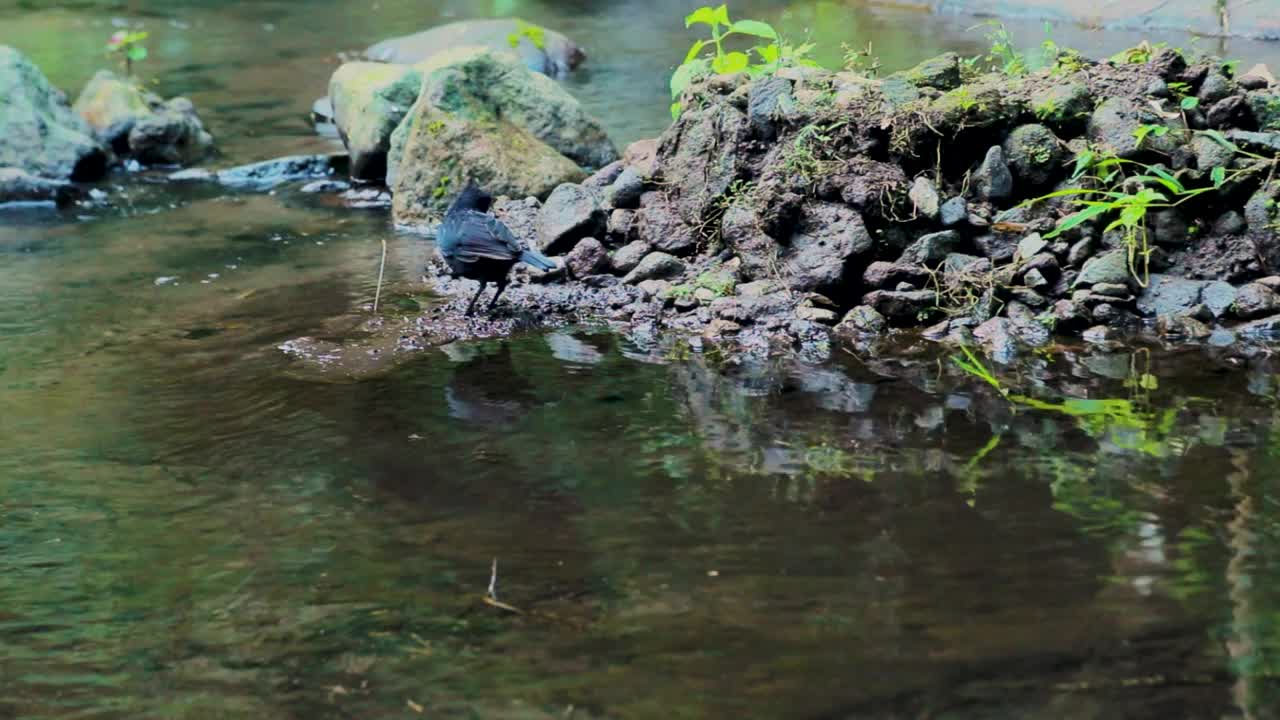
[
  {"left": 0, "top": 45, "right": 106, "bottom": 180},
  {"left": 171, "top": 153, "right": 345, "bottom": 190},
  {"left": 0, "top": 167, "right": 76, "bottom": 205}
]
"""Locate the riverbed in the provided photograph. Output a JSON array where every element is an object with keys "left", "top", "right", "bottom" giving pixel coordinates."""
[{"left": 4, "top": 1, "right": 1280, "bottom": 718}]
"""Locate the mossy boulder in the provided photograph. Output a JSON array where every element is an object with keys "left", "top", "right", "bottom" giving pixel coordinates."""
[
  {"left": 891, "top": 52, "right": 963, "bottom": 91},
  {"left": 74, "top": 70, "right": 213, "bottom": 166},
  {"left": 0, "top": 45, "right": 107, "bottom": 180},
  {"left": 1030, "top": 81, "right": 1093, "bottom": 131},
  {"left": 387, "top": 48, "right": 613, "bottom": 223},
  {"left": 1003, "top": 124, "right": 1066, "bottom": 188},
  {"left": 328, "top": 62, "right": 423, "bottom": 181},
  {"left": 365, "top": 19, "right": 586, "bottom": 79}
]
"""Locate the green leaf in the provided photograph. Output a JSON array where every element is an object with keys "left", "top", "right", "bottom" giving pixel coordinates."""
[
  {"left": 683, "top": 39, "right": 708, "bottom": 64},
  {"left": 755, "top": 43, "right": 780, "bottom": 64},
  {"left": 1199, "top": 129, "right": 1240, "bottom": 153},
  {"left": 1045, "top": 202, "right": 1112, "bottom": 239},
  {"left": 685, "top": 6, "right": 720, "bottom": 27},
  {"left": 712, "top": 4, "right": 731, "bottom": 26},
  {"left": 127, "top": 46, "right": 147, "bottom": 62},
  {"left": 1071, "top": 150, "right": 1095, "bottom": 179},
  {"left": 671, "top": 101, "right": 683, "bottom": 120},
  {"left": 1180, "top": 96, "right": 1200, "bottom": 110},
  {"left": 670, "top": 59, "right": 706, "bottom": 98},
  {"left": 1139, "top": 373, "right": 1159, "bottom": 391},
  {"left": 1211, "top": 166, "right": 1227, "bottom": 188},
  {"left": 712, "top": 51, "right": 749, "bottom": 75},
  {"left": 729, "top": 19, "right": 778, "bottom": 39}
]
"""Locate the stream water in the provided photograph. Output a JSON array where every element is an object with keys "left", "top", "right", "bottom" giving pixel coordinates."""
[{"left": 4, "top": 1, "right": 1280, "bottom": 718}]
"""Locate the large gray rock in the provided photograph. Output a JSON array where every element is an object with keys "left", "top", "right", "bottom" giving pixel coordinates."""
[
  {"left": 0, "top": 46, "right": 106, "bottom": 180},
  {"left": 74, "top": 70, "right": 213, "bottom": 166},
  {"left": 1087, "top": 98, "right": 1173, "bottom": 159},
  {"left": 1136, "top": 274, "right": 1207, "bottom": 317},
  {"left": 328, "top": 62, "right": 422, "bottom": 181},
  {"left": 1076, "top": 250, "right": 1132, "bottom": 288},
  {"left": 636, "top": 197, "right": 697, "bottom": 256},
  {"left": 862, "top": 289, "right": 936, "bottom": 322},
  {"left": 898, "top": 230, "right": 960, "bottom": 265},
  {"left": 365, "top": 19, "right": 587, "bottom": 78},
  {"left": 973, "top": 146, "right": 1012, "bottom": 201},
  {"left": 387, "top": 48, "right": 615, "bottom": 223},
  {"left": 747, "top": 76, "right": 795, "bottom": 141},
  {"left": 604, "top": 167, "right": 645, "bottom": 210},
  {"left": 623, "top": 252, "right": 685, "bottom": 285},
  {"left": 1003, "top": 124, "right": 1065, "bottom": 187},
  {"left": 1232, "top": 282, "right": 1280, "bottom": 320},
  {"left": 891, "top": 52, "right": 962, "bottom": 91},
  {"left": 564, "top": 237, "right": 609, "bottom": 277},
  {"left": 655, "top": 102, "right": 748, "bottom": 225},
  {"left": 610, "top": 240, "right": 651, "bottom": 275},
  {"left": 537, "top": 183, "right": 605, "bottom": 255},
  {"left": 781, "top": 202, "right": 872, "bottom": 292}
]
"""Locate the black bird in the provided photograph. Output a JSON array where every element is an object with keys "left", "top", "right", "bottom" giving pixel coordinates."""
[{"left": 436, "top": 183, "right": 557, "bottom": 315}]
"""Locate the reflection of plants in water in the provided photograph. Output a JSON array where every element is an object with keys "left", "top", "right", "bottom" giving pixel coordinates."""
[
  {"left": 952, "top": 347, "right": 1185, "bottom": 458},
  {"left": 956, "top": 433, "right": 1001, "bottom": 506}
]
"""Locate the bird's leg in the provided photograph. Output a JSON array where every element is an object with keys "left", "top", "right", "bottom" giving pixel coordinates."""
[
  {"left": 486, "top": 279, "right": 509, "bottom": 315},
  {"left": 464, "top": 281, "right": 488, "bottom": 316}
]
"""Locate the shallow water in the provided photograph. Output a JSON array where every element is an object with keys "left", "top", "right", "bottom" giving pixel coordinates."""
[{"left": 5, "top": 1, "right": 1280, "bottom": 718}]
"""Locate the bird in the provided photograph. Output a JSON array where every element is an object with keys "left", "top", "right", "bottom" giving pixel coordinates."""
[{"left": 435, "top": 182, "right": 557, "bottom": 315}]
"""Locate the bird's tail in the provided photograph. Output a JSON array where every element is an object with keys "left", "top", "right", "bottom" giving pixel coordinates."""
[{"left": 519, "top": 247, "right": 556, "bottom": 271}]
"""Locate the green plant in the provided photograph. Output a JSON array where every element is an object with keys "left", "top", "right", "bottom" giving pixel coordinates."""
[
  {"left": 977, "top": 21, "right": 1029, "bottom": 77},
  {"left": 431, "top": 175, "right": 452, "bottom": 199},
  {"left": 1133, "top": 123, "right": 1170, "bottom": 148},
  {"left": 841, "top": 41, "right": 881, "bottom": 77},
  {"left": 507, "top": 20, "right": 547, "bottom": 49},
  {"left": 1033, "top": 98, "right": 1058, "bottom": 121},
  {"left": 1051, "top": 48, "right": 1088, "bottom": 75},
  {"left": 1110, "top": 41, "right": 1166, "bottom": 65},
  {"left": 782, "top": 121, "right": 845, "bottom": 184},
  {"left": 695, "top": 271, "right": 736, "bottom": 296},
  {"left": 106, "top": 29, "right": 148, "bottom": 77},
  {"left": 1027, "top": 131, "right": 1273, "bottom": 286},
  {"left": 669, "top": 5, "right": 818, "bottom": 119},
  {"left": 715, "top": 179, "right": 757, "bottom": 211}
]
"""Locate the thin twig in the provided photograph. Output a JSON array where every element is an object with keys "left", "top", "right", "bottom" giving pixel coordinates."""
[
  {"left": 372, "top": 238, "right": 387, "bottom": 314},
  {"left": 487, "top": 557, "right": 498, "bottom": 600}
]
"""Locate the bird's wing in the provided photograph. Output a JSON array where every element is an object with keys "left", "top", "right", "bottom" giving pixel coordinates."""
[{"left": 444, "top": 211, "right": 522, "bottom": 263}]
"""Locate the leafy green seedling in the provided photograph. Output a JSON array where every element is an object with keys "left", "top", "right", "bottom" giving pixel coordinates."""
[{"left": 107, "top": 30, "right": 148, "bottom": 77}]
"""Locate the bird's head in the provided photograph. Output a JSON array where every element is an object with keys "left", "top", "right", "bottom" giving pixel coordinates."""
[{"left": 451, "top": 182, "right": 493, "bottom": 213}]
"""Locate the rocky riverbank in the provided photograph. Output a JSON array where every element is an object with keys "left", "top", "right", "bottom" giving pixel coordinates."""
[{"left": 363, "top": 43, "right": 1280, "bottom": 364}]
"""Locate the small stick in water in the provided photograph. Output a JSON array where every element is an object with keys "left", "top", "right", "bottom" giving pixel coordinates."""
[
  {"left": 483, "top": 557, "right": 523, "bottom": 614},
  {"left": 372, "top": 238, "right": 387, "bottom": 314}
]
